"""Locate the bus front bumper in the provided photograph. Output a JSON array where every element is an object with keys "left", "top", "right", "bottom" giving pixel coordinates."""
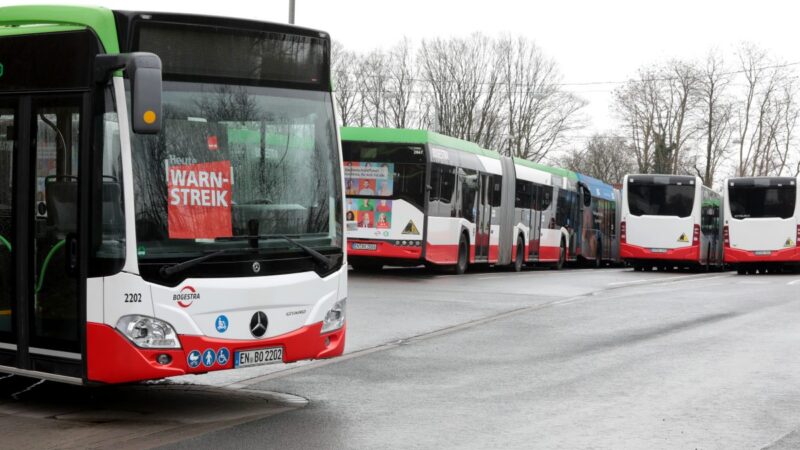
[{"left": 86, "top": 321, "right": 346, "bottom": 384}]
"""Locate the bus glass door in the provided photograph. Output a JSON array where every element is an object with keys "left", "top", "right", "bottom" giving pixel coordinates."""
[
  {"left": 0, "top": 94, "right": 86, "bottom": 380},
  {"left": 475, "top": 174, "right": 492, "bottom": 261}
]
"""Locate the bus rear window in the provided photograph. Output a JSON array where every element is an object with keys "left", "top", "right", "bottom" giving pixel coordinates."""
[
  {"left": 342, "top": 142, "right": 426, "bottom": 209},
  {"left": 729, "top": 183, "right": 796, "bottom": 219},
  {"left": 627, "top": 181, "right": 695, "bottom": 217}
]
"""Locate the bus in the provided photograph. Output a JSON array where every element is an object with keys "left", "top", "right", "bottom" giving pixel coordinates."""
[
  {"left": 0, "top": 6, "right": 346, "bottom": 384},
  {"left": 723, "top": 176, "right": 800, "bottom": 274},
  {"left": 531, "top": 164, "right": 621, "bottom": 267},
  {"left": 621, "top": 174, "right": 723, "bottom": 271},
  {"left": 341, "top": 127, "right": 617, "bottom": 273}
]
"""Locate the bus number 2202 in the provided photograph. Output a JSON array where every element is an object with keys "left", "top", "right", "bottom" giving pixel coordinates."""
[{"left": 124, "top": 293, "right": 143, "bottom": 303}]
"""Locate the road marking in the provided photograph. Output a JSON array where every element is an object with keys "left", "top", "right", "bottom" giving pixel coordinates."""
[{"left": 788, "top": 279, "right": 800, "bottom": 286}]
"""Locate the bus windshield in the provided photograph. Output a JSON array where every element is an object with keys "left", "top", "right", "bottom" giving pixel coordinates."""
[
  {"left": 131, "top": 81, "right": 341, "bottom": 260},
  {"left": 342, "top": 142, "right": 426, "bottom": 209},
  {"left": 729, "top": 180, "right": 797, "bottom": 219},
  {"left": 627, "top": 176, "right": 695, "bottom": 218}
]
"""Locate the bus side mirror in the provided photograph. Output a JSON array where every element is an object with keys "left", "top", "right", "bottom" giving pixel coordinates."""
[
  {"left": 128, "top": 54, "right": 162, "bottom": 134},
  {"left": 95, "top": 52, "right": 163, "bottom": 134}
]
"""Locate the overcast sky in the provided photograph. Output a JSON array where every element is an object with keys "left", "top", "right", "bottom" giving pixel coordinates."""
[{"left": 38, "top": 0, "right": 800, "bottom": 140}]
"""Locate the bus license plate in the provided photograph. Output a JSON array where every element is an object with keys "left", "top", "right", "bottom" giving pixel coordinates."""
[
  {"left": 650, "top": 248, "right": 668, "bottom": 253},
  {"left": 234, "top": 347, "right": 283, "bottom": 368},
  {"left": 352, "top": 242, "right": 377, "bottom": 251},
  {"left": 754, "top": 250, "right": 772, "bottom": 256}
]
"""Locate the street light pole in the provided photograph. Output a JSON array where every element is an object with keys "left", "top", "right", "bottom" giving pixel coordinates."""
[{"left": 289, "top": 0, "right": 295, "bottom": 24}]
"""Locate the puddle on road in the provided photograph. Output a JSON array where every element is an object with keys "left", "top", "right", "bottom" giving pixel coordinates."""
[{"left": 0, "top": 376, "right": 305, "bottom": 449}]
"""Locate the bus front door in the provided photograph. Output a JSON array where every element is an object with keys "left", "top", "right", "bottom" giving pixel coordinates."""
[{"left": 0, "top": 94, "right": 88, "bottom": 384}]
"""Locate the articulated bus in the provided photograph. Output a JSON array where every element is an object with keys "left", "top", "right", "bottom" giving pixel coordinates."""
[
  {"left": 723, "top": 177, "right": 800, "bottom": 274},
  {"left": 531, "top": 165, "right": 620, "bottom": 267},
  {"left": 0, "top": 6, "right": 346, "bottom": 384},
  {"left": 621, "top": 174, "right": 723, "bottom": 271},
  {"left": 341, "top": 127, "right": 619, "bottom": 273}
]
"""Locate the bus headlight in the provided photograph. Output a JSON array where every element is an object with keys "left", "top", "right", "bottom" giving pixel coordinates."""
[
  {"left": 321, "top": 299, "right": 346, "bottom": 334},
  {"left": 116, "top": 315, "right": 181, "bottom": 349}
]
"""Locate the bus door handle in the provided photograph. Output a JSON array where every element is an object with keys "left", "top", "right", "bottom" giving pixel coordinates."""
[{"left": 65, "top": 233, "right": 79, "bottom": 276}]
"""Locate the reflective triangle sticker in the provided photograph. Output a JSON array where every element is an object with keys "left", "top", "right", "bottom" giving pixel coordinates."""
[
  {"left": 677, "top": 233, "right": 689, "bottom": 243},
  {"left": 402, "top": 220, "right": 420, "bottom": 235}
]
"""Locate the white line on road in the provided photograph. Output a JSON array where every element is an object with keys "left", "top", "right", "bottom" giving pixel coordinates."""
[
  {"left": 608, "top": 273, "right": 733, "bottom": 287},
  {"left": 788, "top": 279, "right": 800, "bottom": 286}
]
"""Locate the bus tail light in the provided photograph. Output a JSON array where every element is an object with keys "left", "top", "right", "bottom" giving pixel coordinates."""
[
  {"left": 116, "top": 315, "right": 181, "bottom": 349},
  {"left": 723, "top": 225, "right": 730, "bottom": 248},
  {"left": 620, "top": 221, "right": 626, "bottom": 244},
  {"left": 796, "top": 225, "right": 800, "bottom": 247},
  {"left": 692, "top": 224, "right": 701, "bottom": 246}
]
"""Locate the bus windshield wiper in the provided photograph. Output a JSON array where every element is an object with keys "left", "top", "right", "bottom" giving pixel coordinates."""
[
  {"left": 217, "top": 234, "right": 334, "bottom": 270},
  {"left": 159, "top": 248, "right": 258, "bottom": 278}
]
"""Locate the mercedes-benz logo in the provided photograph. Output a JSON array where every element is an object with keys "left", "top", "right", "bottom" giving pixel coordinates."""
[
  {"left": 252, "top": 261, "right": 261, "bottom": 273},
  {"left": 250, "top": 311, "right": 268, "bottom": 338}
]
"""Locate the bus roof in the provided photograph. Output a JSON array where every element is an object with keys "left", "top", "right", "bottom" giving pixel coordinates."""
[
  {"left": 513, "top": 158, "right": 579, "bottom": 181},
  {"left": 576, "top": 173, "right": 616, "bottom": 201},
  {"left": 0, "top": 5, "right": 119, "bottom": 53},
  {"left": 340, "top": 127, "right": 501, "bottom": 160}
]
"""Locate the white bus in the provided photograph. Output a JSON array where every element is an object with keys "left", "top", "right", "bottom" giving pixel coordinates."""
[
  {"left": 0, "top": 6, "right": 346, "bottom": 384},
  {"left": 621, "top": 174, "right": 723, "bottom": 271},
  {"left": 723, "top": 176, "right": 800, "bottom": 274}
]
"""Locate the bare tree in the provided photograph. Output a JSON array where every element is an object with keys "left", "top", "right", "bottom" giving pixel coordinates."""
[
  {"left": 695, "top": 51, "right": 734, "bottom": 187},
  {"left": 498, "top": 36, "right": 586, "bottom": 161},
  {"left": 385, "top": 38, "right": 417, "bottom": 129},
  {"left": 418, "top": 34, "right": 505, "bottom": 149},
  {"left": 559, "top": 134, "right": 635, "bottom": 184},
  {"left": 360, "top": 50, "right": 390, "bottom": 127},
  {"left": 614, "top": 68, "right": 659, "bottom": 173},
  {"left": 331, "top": 41, "right": 363, "bottom": 127},
  {"left": 614, "top": 60, "right": 700, "bottom": 175}
]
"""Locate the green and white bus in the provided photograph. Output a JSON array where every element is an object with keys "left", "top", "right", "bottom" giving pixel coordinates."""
[{"left": 0, "top": 6, "right": 346, "bottom": 384}]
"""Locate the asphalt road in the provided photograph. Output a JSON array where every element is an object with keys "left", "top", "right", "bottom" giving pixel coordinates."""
[{"left": 3, "top": 265, "right": 800, "bottom": 449}]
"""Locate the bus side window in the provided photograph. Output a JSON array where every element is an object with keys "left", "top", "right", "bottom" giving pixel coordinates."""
[{"left": 490, "top": 176, "right": 502, "bottom": 208}]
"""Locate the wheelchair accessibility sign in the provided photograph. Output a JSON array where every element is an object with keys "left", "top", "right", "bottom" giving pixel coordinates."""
[{"left": 217, "top": 348, "right": 230, "bottom": 366}]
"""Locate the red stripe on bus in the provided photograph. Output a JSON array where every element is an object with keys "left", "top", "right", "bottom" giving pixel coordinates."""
[
  {"left": 425, "top": 243, "right": 459, "bottom": 265},
  {"left": 86, "top": 321, "right": 346, "bottom": 384},
  {"left": 724, "top": 246, "right": 800, "bottom": 263},
  {"left": 620, "top": 243, "right": 699, "bottom": 262},
  {"left": 538, "top": 245, "right": 561, "bottom": 262}
]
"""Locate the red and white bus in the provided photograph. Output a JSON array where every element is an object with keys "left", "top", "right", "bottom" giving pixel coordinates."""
[
  {"left": 341, "top": 127, "right": 615, "bottom": 273},
  {"left": 621, "top": 174, "right": 723, "bottom": 271},
  {"left": 723, "top": 176, "right": 800, "bottom": 274},
  {"left": 0, "top": 6, "right": 346, "bottom": 384}
]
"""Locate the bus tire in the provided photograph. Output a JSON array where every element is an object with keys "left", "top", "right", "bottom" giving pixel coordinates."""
[
  {"left": 555, "top": 240, "right": 566, "bottom": 270},
  {"left": 451, "top": 234, "right": 469, "bottom": 275},
  {"left": 513, "top": 236, "right": 524, "bottom": 272},
  {"left": 736, "top": 268, "right": 746, "bottom": 275},
  {"left": 594, "top": 242, "right": 602, "bottom": 269}
]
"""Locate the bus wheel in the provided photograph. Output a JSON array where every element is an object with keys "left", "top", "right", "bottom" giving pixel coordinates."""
[
  {"left": 513, "top": 236, "right": 524, "bottom": 272},
  {"left": 643, "top": 266, "right": 653, "bottom": 272},
  {"left": 633, "top": 265, "right": 643, "bottom": 272},
  {"left": 452, "top": 235, "right": 469, "bottom": 275},
  {"left": 736, "top": 268, "right": 746, "bottom": 275},
  {"left": 555, "top": 241, "right": 566, "bottom": 270},
  {"left": 594, "top": 243, "right": 602, "bottom": 269}
]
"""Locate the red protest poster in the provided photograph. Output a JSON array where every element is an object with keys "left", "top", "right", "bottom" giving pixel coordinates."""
[{"left": 168, "top": 160, "right": 233, "bottom": 239}]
